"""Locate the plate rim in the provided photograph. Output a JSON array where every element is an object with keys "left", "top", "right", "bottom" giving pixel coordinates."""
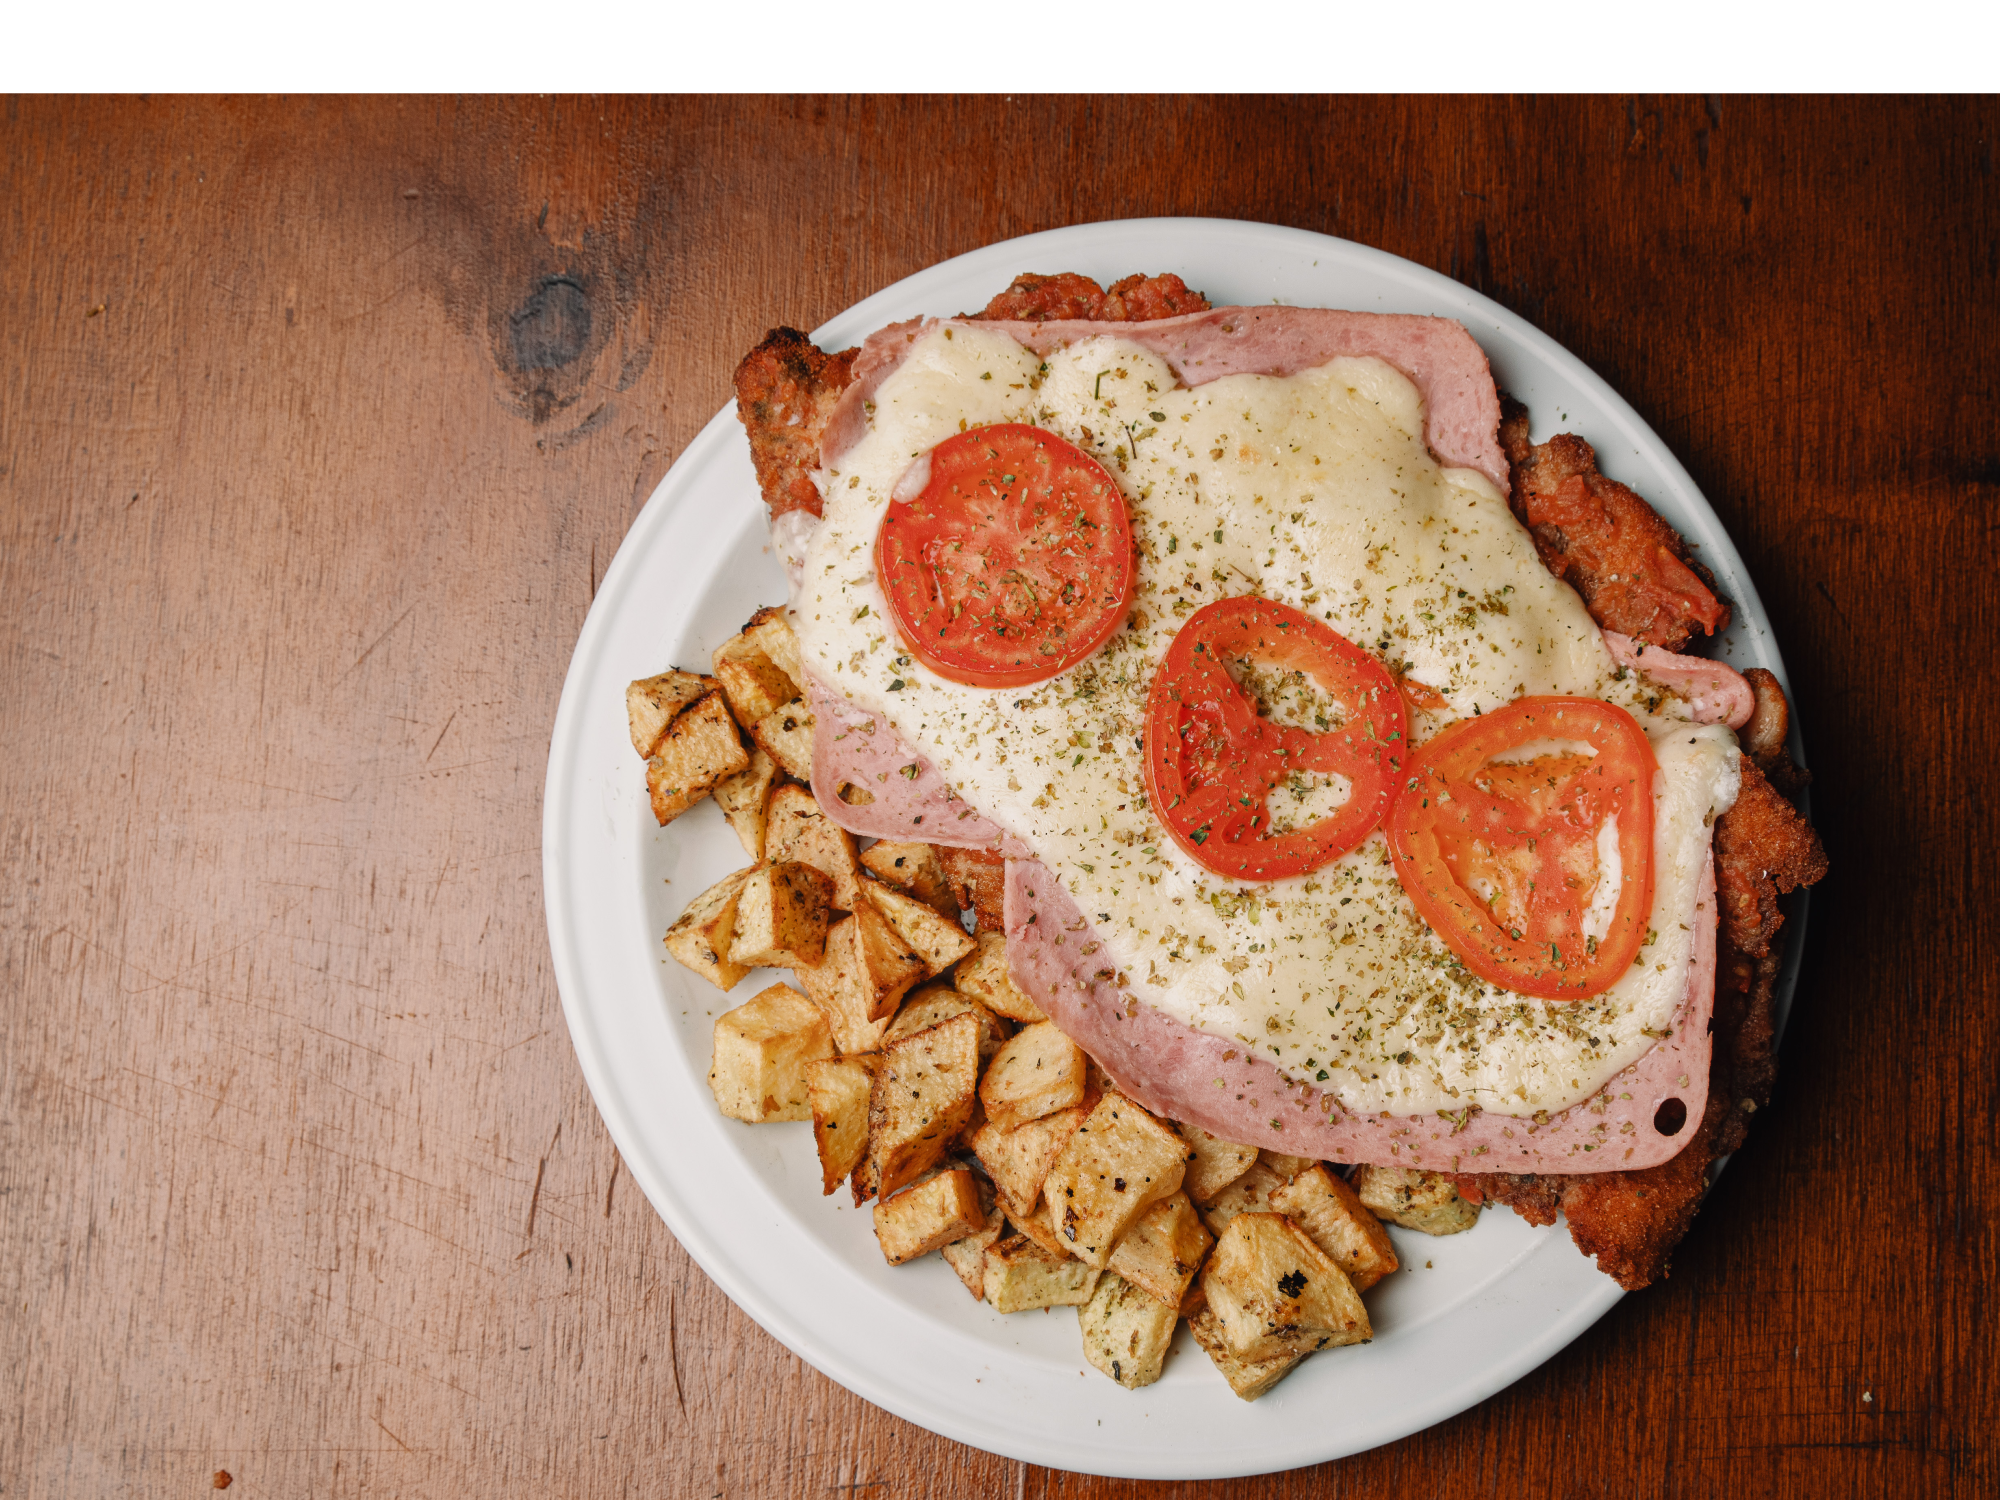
[{"left": 541, "top": 215, "right": 1807, "bottom": 1478}]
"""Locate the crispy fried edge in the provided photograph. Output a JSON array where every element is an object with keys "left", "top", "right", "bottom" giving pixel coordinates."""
[
  {"left": 1464, "top": 413, "right": 1830, "bottom": 1288},
  {"left": 1500, "top": 396, "right": 1731, "bottom": 651},
  {"left": 732, "top": 328, "right": 858, "bottom": 519}
]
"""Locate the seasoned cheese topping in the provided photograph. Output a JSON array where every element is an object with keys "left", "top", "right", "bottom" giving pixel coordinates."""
[{"left": 798, "top": 324, "right": 1740, "bottom": 1117}]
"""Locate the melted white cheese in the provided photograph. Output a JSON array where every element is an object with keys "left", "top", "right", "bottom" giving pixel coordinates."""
[{"left": 799, "top": 323, "right": 1741, "bottom": 1117}]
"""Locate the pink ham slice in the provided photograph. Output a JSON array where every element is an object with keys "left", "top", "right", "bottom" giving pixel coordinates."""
[
  {"left": 820, "top": 307, "right": 1509, "bottom": 495},
  {"left": 805, "top": 673, "right": 1028, "bottom": 856},
  {"left": 1004, "top": 853, "right": 1716, "bottom": 1174},
  {"left": 1603, "top": 631, "right": 1755, "bottom": 729}
]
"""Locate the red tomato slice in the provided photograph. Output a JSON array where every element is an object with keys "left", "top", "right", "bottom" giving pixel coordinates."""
[
  {"left": 875, "top": 423, "right": 1134, "bottom": 688},
  {"left": 1144, "top": 597, "right": 1408, "bottom": 881},
  {"left": 1385, "top": 696, "right": 1658, "bottom": 1000}
]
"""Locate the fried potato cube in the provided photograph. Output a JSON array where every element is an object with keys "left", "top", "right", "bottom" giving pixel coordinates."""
[
  {"left": 1179, "top": 1279, "right": 1208, "bottom": 1321},
  {"left": 884, "top": 984, "right": 1011, "bottom": 1067},
  {"left": 850, "top": 1143, "right": 880, "bottom": 1206},
  {"left": 979, "top": 1020, "right": 1087, "bottom": 1134},
  {"left": 1187, "top": 1305, "right": 1304, "bottom": 1402},
  {"left": 712, "top": 629, "right": 800, "bottom": 732},
  {"left": 1271, "top": 1165, "right": 1400, "bottom": 1292},
  {"left": 1010, "top": 1203, "right": 1077, "bottom": 1259},
  {"left": 1107, "top": 1190, "right": 1213, "bottom": 1310},
  {"left": 953, "top": 931, "right": 1046, "bottom": 1023},
  {"left": 712, "top": 745, "right": 781, "bottom": 862},
  {"left": 794, "top": 914, "right": 903, "bottom": 1055},
  {"left": 1201, "top": 1212, "right": 1370, "bottom": 1363},
  {"left": 763, "top": 784, "right": 861, "bottom": 909},
  {"left": 647, "top": 691, "right": 750, "bottom": 825},
  {"left": 1079, "top": 1271, "right": 1180, "bottom": 1390},
  {"left": 805, "top": 1053, "right": 880, "bottom": 1196},
  {"left": 1179, "top": 1125, "right": 1261, "bottom": 1206},
  {"left": 1351, "top": 1165, "right": 1482, "bottom": 1236},
  {"left": 1260, "top": 1151, "right": 1317, "bottom": 1185},
  {"left": 626, "top": 670, "right": 713, "bottom": 759},
  {"left": 983, "top": 1233, "right": 1103, "bottom": 1313},
  {"left": 867, "top": 1012, "right": 980, "bottom": 1200},
  {"left": 937, "top": 845, "right": 1007, "bottom": 932},
  {"left": 663, "top": 867, "right": 756, "bottom": 990},
  {"left": 707, "top": 983, "right": 834, "bottom": 1124},
  {"left": 838, "top": 900, "right": 928, "bottom": 1021},
  {"left": 969, "top": 1102, "right": 1090, "bottom": 1223},
  {"left": 743, "top": 605, "right": 803, "bottom": 686},
  {"left": 1043, "top": 1093, "right": 1191, "bottom": 1267},
  {"left": 726, "top": 861, "right": 834, "bottom": 969},
  {"left": 1199, "top": 1159, "right": 1285, "bottom": 1239},
  {"left": 941, "top": 1218, "right": 1005, "bottom": 1300},
  {"left": 859, "top": 839, "right": 958, "bottom": 916},
  {"left": 862, "top": 878, "right": 977, "bottom": 974},
  {"left": 872, "top": 1167, "right": 989, "bottom": 1266},
  {"left": 749, "top": 696, "right": 816, "bottom": 783}
]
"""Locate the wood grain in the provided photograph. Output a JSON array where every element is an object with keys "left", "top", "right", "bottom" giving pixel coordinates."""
[{"left": 3, "top": 94, "right": 1994, "bottom": 1497}]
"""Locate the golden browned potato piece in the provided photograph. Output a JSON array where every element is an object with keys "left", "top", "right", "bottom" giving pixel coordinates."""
[
  {"left": 1259, "top": 1151, "right": 1316, "bottom": 1185},
  {"left": 726, "top": 861, "right": 834, "bottom": 970},
  {"left": 953, "top": 931, "right": 1047, "bottom": 1023},
  {"left": 983, "top": 1233, "right": 1102, "bottom": 1313},
  {"left": 1351, "top": 1165, "right": 1482, "bottom": 1236},
  {"left": 712, "top": 745, "right": 781, "bottom": 862},
  {"left": 847, "top": 900, "right": 928, "bottom": 1022},
  {"left": 626, "top": 670, "right": 713, "bottom": 759},
  {"left": 883, "top": 984, "right": 1011, "bottom": 1067},
  {"left": 1271, "top": 1165, "right": 1400, "bottom": 1292},
  {"left": 1199, "top": 1158, "right": 1285, "bottom": 1240},
  {"left": 1187, "top": 1305, "right": 1304, "bottom": 1402},
  {"left": 1201, "top": 1212, "right": 1370, "bottom": 1363},
  {"left": 873, "top": 1167, "right": 990, "bottom": 1266},
  {"left": 1180, "top": 1124, "right": 1260, "bottom": 1206},
  {"left": 866, "top": 1012, "right": 981, "bottom": 1200},
  {"left": 742, "top": 605, "right": 803, "bottom": 686},
  {"left": 749, "top": 696, "right": 816, "bottom": 783},
  {"left": 979, "top": 1020, "right": 1087, "bottom": 1134},
  {"left": 792, "top": 913, "right": 903, "bottom": 1055},
  {"left": 941, "top": 1217, "right": 1005, "bottom": 1300},
  {"left": 1078, "top": 1271, "right": 1180, "bottom": 1390},
  {"left": 762, "top": 783, "right": 861, "bottom": 908},
  {"left": 805, "top": 1053, "right": 880, "bottom": 1196},
  {"left": 707, "top": 983, "right": 835, "bottom": 1124},
  {"left": 1106, "top": 1190, "right": 1213, "bottom": 1310},
  {"left": 647, "top": 691, "right": 750, "bottom": 825},
  {"left": 712, "top": 629, "right": 799, "bottom": 732},
  {"left": 1043, "top": 1093, "right": 1191, "bottom": 1267},
  {"left": 859, "top": 839, "right": 958, "bottom": 917},
  {"left": 969, "top": 1103, "right": 1090, "bottom": 1224},
  {"left": 861, "top": 878, "right": 977, "bottom": 975},
  {"left": 663, "top": 867, "right": 756, "bottom": 991},
  {"left": 1009, "top": 1202, "right": 1078, "bottom": 1260}
]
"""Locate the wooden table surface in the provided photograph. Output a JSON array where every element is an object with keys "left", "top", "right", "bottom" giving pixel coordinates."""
[{"left": 4, "top": 95, "right": 1995, "bottom": 1498}]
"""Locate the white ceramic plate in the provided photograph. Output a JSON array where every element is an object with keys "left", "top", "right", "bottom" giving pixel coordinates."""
[{"left": 542, "top": 218, "right": 1808, "bottom": 1479}]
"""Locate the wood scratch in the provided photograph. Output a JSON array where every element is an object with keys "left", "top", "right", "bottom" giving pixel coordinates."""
[
  {"left": 518, "top": 1155, "right": 547, "bottom": 1254},
  {"left": 371, "top": 1416, "right": 413, "bottom": 1453},
  {"left": 425, "top": 709, "right": 457, "bottom": 763},
  {"left": 429, "top": 854, "right": 457, "bottom": 909},
  {"left": 517, "top": 1119, "right": 561, "bottom": 1253},
  {"left": 668, "top": 1284, "right": 686, "bottom": 1414},
  {"left": 604, "top": 1152, "right": 620, "bottom": 1217},
  {"left": 346, "top": 603, "right": 417, "bottom": 675}
]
